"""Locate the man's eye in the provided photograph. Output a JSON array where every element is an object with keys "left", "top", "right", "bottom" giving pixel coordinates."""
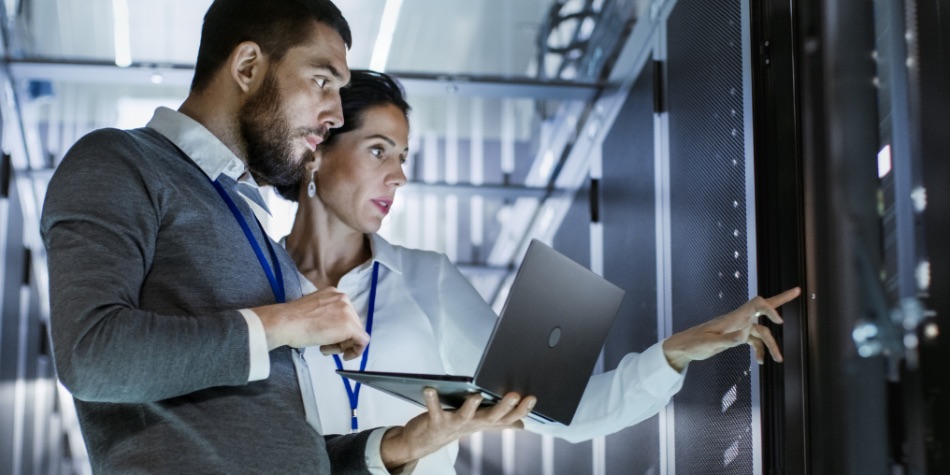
[{"left": 316, "top": 78, "right": 327, "bottom": 88}]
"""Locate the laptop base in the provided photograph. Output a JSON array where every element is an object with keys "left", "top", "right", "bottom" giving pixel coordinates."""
[{"left": 337, "top": 369, "right": 555, "bottom": 424}]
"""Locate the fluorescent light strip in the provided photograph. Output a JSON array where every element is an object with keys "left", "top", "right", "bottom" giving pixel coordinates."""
[
  {"left": 112, "top": 0, "right": 132, "bottom": 67},
  {"left": 542, "top": 435, "right": 554, "bottom": 475},
  {"left": 502, "top": 429, "right": 516, "bottom": 475},
  {"left": 424, "top": 130, "right": 439, "bottom": 183},
  {"left": 370, "top": 0, "right": 405, "bottom": 71},
  {"left": 877, "top": 144, "right": 892, "bottom": 178},
  {"left": 406, "top": 195, "right": 421, "bottom": 249},
  {"left": 445, "top": 195, "right": 458, "bottom": 261},
  {"left": 501, "top": 99, "right": 516, "bottom": 174},
  {"left": 444, "top": 97, "right": 459, "bottom": 260},
  {"left": 470, "top": 99, "right": 485, "bottom": 247},
  {"left": 471, "top": 196, "right": 484, "bottom": 248},
  {"left": 424, "top": 194, "right": 439, "bottom": 251},
  {"left": 470, "top": 432, "right": 483, "bottom": 475},
  {"left": 445, "top": 96, "right": 459, "bottom": 184}
]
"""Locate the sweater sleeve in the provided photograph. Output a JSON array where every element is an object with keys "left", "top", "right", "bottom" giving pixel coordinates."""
[
  {"left": 40, "top": 129, "right": 252, "bottom": 403},
  {"left": 325, "top": 429, "right": 374, "bottom": 475}
]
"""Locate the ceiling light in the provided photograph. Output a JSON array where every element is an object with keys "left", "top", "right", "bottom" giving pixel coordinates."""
[
  {"left": 538, "top": 150, "right": 556, "bottom": 180},
  {"left": 112, "top": 0, "right": 132, "bottom": 67},
  {"left": 877, "top": 144, "right": 892, "bottom": 178},
  {"left": 370, "top": 0, "right": 405, "bottom": 71}
]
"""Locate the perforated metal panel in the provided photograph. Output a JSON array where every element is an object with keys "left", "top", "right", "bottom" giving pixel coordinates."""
[
  {"left": 666, "top": 0, "right": 754, "bottom": 473},
  {"left": 602, "top": 57, "right": 661, "bottom": 475},
  {"left": 551, "top": 185, "right": 596, "bottom": 475}
]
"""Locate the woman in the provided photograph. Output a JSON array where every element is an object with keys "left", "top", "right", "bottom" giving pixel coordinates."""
[{"left": 277, "top": 70, "right": 793, "bottom": 473}]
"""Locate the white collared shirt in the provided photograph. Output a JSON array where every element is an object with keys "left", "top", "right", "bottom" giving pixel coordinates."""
[{"left": 302, "top": 234, "right": 686, "bottom": 474}]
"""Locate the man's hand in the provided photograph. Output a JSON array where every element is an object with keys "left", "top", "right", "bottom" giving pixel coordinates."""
[
  {"left": 662, "top": 287, "right": 801, "bottom": 372},
  {"left": 252, "top": 287, "right": 369, "bottom": 359},
  {"left": 380, "top": 388, "right": 537, "bottom": 471}
]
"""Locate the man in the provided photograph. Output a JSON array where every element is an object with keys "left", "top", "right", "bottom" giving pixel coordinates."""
[{"left": 40, "top": 0, "right": 532, "bottom": 473}]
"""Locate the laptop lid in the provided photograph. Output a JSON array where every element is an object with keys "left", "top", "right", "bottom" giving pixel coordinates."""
[{"left": 470, "top": 239, "right": 625, "bottom": 424}]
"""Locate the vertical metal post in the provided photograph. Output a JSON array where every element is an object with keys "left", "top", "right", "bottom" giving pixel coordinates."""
[
  {"left": 740, "top": 0, "right": 762, "bottom": 472},
  {"left": 796, "top": 0, "right": 890, "bottom": 471},
  {"left": 653, "top": 20, "right": 676, "bottom": 475},
  {"left": 588, "top": 145, "right": 606, "bottom": 475}
]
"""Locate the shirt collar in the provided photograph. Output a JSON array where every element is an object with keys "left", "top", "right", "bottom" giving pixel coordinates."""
[
  {"left": 146, "top": 106, "right": 248, "bottom": 182},
  {"left": 368, "top": 234, "right": 403, "bottom": 276},
  {"left": 146, "top": 107, "right": 271, "bottom": 215}
]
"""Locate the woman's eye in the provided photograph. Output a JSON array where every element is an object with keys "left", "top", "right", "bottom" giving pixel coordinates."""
[
  {"left": 315, "top": 78, "right": 327, "bottom": 88},
  {"left": 370, "top": 147, "right": 384, "bottom": 157}
]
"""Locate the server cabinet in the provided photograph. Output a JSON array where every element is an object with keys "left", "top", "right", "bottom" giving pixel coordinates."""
[{"left": 551, "top": 0, "right": 763, "bottom": 472}]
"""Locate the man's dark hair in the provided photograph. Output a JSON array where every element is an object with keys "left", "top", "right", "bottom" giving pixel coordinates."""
[
  {"left": 190, "top": 0, "right": 352, "bottom": 92},
  {"left": 276, "top": 69, "right": 411, "bottom": 201}
]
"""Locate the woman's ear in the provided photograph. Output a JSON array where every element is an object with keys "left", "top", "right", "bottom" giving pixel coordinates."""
[
  {"left": 229, "top": 41, "right": 265, "bottom": 93},
  {"left": 309, "top": 151, "right": 323, "bottom": 173}
]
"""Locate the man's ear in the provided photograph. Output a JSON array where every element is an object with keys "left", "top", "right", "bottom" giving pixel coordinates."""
[{"left": 229, "top": 41, "right": 266, "bottom": 93}]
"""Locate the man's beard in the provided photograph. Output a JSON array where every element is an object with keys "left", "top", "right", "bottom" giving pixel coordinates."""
[{"left": 239, "top": 71, "right": 325, "bottom": 187}]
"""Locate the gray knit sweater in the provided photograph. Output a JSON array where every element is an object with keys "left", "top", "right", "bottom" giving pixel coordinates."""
[{"left": 41, "top": 127, "right": 371, "bottom": 474}]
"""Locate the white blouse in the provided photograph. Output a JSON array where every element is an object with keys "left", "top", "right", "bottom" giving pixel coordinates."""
[{"left": 301, "top": 234, "right": 685, "bottom": 474}]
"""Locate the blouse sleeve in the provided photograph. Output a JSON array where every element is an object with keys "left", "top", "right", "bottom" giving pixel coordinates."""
[{"left": 524, "top": 340, "right": 686, "bottom": 443}]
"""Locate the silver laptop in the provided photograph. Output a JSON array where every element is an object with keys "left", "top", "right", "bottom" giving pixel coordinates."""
[{"left": 337, "top": 239, "right": 625, "bottom": 425}]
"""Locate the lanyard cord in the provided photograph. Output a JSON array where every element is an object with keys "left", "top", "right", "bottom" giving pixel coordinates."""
[
  {"left": 333, "top": 261, "right": 380, "bottom": 432},
  {"left": 211, "top": 179, "right": 285, "bottom": 304}
]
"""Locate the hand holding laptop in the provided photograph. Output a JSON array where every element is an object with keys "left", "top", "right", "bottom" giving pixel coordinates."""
[{"left": 379, "top": 388, "right": 537, "bottom": 471}]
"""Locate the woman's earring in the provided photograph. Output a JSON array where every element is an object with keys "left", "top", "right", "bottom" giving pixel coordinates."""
[{"left": 307, "top": 170, "right": 317, "bottom": 198}]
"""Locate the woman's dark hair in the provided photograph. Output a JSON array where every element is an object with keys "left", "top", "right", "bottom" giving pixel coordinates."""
[
  {"left": 191, "top": 0, "right": 352, "bottom": 93},
  {"left": 276, "top": 69, "right": 411, "bottom": 201}
]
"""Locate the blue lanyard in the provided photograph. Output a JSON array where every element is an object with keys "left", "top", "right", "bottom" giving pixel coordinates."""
[
  {"left": 333, "top": 261, "right": 380, "bottom": 432},
  {"left": 211, "top": 179, "right": 286, "bottom": 304}
]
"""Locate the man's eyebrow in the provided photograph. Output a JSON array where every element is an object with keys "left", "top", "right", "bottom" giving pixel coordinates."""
[{"left": 311, "top": 61, "right": 346, "bottom": 82}]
